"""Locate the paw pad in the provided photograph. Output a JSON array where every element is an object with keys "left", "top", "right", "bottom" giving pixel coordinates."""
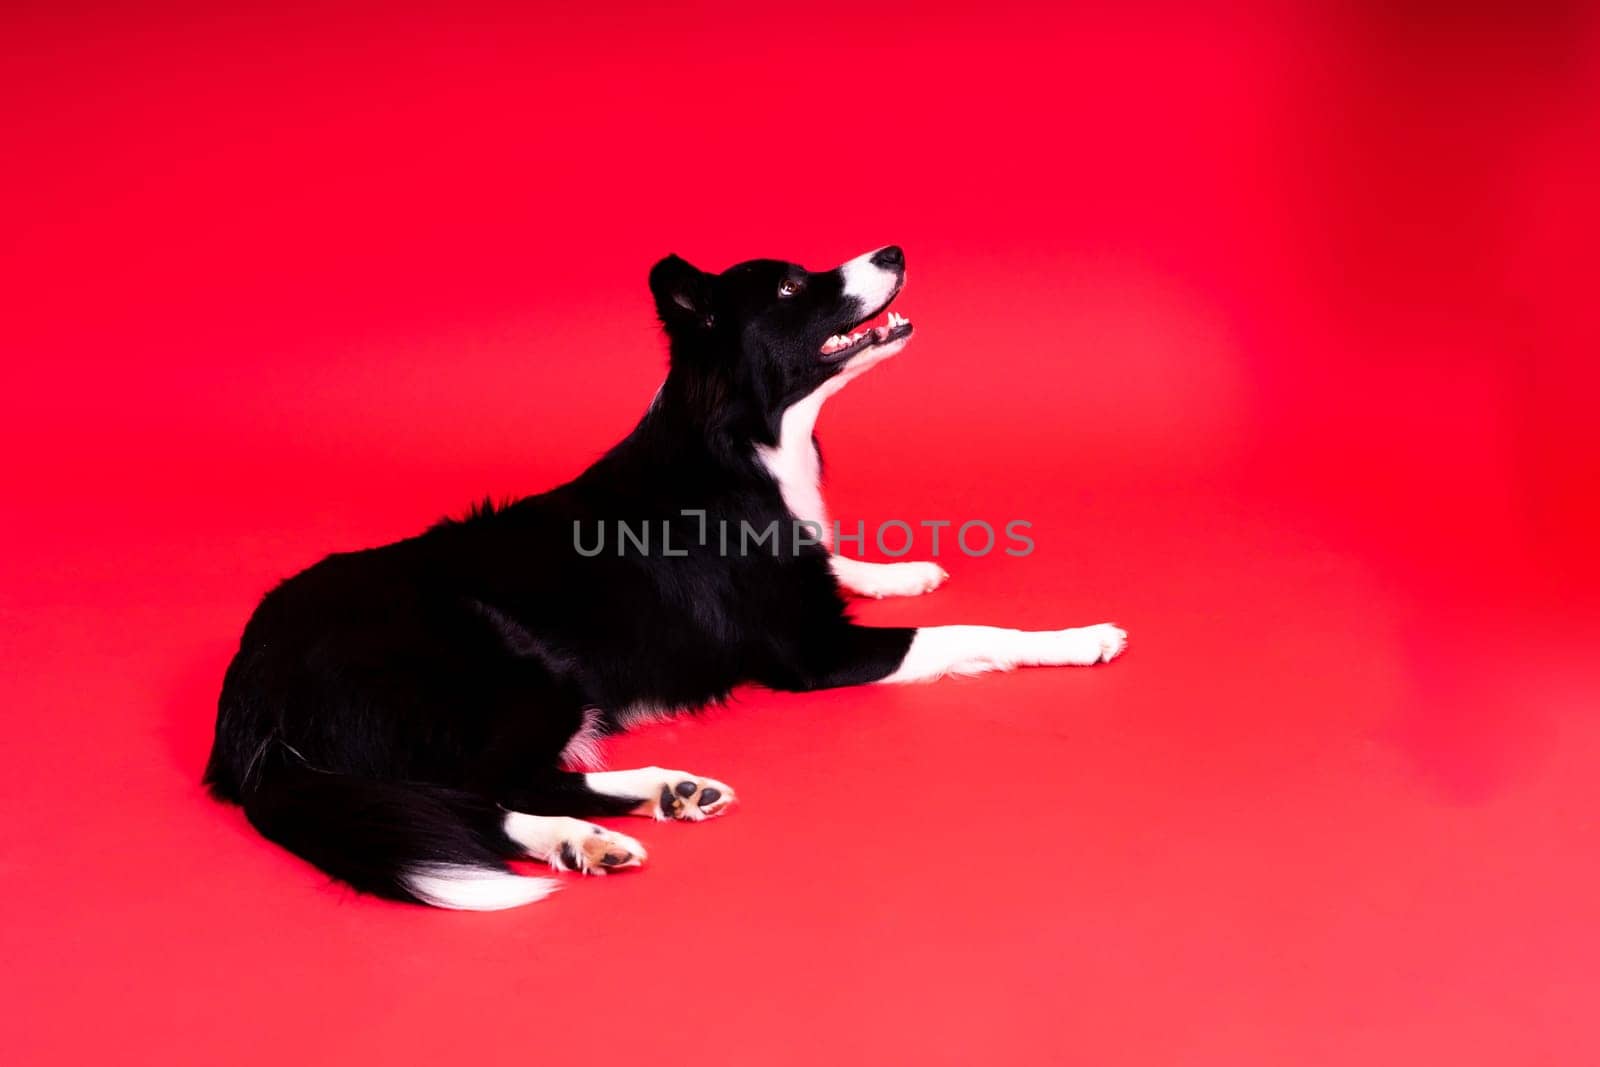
[
  {"left": 550, "top": 824, "right": 646, "bottom": 875},
  {"left": 643, "top": 773, "right": 736, "bottom": 821}
]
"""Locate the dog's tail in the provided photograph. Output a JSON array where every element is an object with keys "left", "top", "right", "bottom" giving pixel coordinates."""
[{"left": 238, "top": 763, "right": 554, "bottom": 911}]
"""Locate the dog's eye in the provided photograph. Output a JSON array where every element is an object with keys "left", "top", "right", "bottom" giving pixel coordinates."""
[{"left": 778, "top": 278, "right": 804, "bottom": 298}]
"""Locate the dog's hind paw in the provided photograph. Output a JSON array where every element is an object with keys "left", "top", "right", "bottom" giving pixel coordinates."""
[
  {"left": 556, "top": 823, "right": 647, "bottom": 875},
  {"left": 586, "top": 766, "right": 738, "bottom": 820},
  {"left": 649, "top": 773, "right": 737, "bottom": 822},
  {"left": 506, "top": 814, "right": 647, "bottom": 875}
]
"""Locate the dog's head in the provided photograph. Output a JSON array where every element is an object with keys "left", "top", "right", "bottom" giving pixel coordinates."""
[{"left": 648, "top": 247, "right": 914, "bottom": 439}]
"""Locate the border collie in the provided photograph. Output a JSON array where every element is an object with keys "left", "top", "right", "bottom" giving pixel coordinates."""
[{"left": 205, "top": 246, "right": 1127, "bottom": 909}]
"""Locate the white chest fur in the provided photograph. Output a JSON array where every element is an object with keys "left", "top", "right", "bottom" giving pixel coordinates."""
[{"left": 755, "top": 388, "right": 831, "bottom": 546}]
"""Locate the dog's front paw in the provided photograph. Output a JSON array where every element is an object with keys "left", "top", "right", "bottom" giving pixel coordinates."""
[
  {"left": 1059, "top": 623, "right": 1127, "bottom": 665},
  {"left": 839, "top": 560, "right": 949, "bottom": 599}
]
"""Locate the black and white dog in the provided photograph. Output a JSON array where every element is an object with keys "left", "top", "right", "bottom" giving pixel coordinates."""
[{"left": 206, "top": 247, "right": 1127, "bottom": 909}]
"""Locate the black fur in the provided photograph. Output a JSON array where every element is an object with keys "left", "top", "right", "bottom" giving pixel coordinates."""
[{"left": 206, "top": 248, "right": 917, "bottom": 904}]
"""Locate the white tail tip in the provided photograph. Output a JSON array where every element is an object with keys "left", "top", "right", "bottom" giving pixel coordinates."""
[{"left": 402, "top": 864, "right": 559, "bottom": 911}]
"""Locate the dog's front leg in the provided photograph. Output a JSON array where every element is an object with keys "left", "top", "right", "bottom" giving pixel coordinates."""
[
  {"left": 786, "top": 622, "right": 1126, "bottom": 690},
  {"left": 829, "top": 555, "right": 948, "bottom": 599},
  {"left": 879, "top": 623, "right": 1127, "bottom": 683}
]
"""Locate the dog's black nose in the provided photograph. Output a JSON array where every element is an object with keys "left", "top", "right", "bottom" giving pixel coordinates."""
[{"left": 870, "top": 245, "right": 905, "bottom": 270}]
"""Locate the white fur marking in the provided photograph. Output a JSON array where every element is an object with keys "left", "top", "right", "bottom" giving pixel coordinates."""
[
  {"left": 756, "top": 389, "right": 831, "bottom": 544},
  {"left": 586, "top": 766, "right": 673, "bottom": 800},
  {"left": 881, "top": 623, "right": 1127, "bottom": 683},
  {"left": 839, "top": 248, "right": 900, "bottom": 312},
  {"left": 401, "top": 864, "right": 559, "bottom": 910},
  {"left": 504, "top": 813, "right": 589, "bottom": 855}
]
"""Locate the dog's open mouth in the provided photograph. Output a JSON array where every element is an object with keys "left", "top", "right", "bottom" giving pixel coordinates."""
[{"left": 819, "top": 307, "right": 913, "bottom": 362}]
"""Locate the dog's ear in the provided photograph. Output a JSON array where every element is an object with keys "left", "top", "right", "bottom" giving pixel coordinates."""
[{"left": 649, "top": 254, "right": 715, "bottom": 333}]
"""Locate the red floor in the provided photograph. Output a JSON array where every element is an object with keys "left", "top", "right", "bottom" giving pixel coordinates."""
[{"left": 4, "top": 4, "right": 1599, "bottom": 1064}]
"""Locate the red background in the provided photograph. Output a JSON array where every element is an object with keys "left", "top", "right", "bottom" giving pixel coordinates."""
[{"left": 4, "top": 3, "right": 1599, "bottom": 1063}]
